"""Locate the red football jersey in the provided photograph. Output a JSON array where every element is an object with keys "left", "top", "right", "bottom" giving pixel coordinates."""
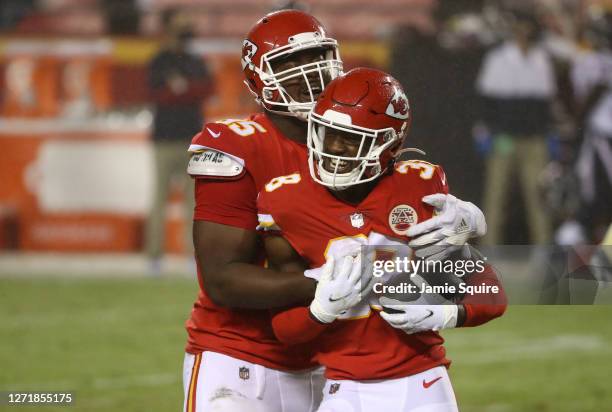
[
  {"left": 257, "top": 160, "right": 455, "bottom": 380},
  {"left": 185, "top": 113, "right": 316, "bottom": 371}
]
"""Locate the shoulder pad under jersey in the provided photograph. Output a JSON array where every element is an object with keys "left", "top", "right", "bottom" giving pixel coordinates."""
[{"left": 187, "top": 148, "right": 245, "bottom": 179}]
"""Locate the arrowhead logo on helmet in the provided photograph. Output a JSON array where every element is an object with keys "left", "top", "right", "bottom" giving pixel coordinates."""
[
  {"left": 385, "top": 88, "right": 410, "bottom": 120},
  {"left": 241, "top": 40, "right": 258, "bottom": 70}
]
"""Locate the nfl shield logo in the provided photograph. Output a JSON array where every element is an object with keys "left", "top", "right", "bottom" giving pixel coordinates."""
[
  {"left": 329, "top": 383, "right": 341, "bottom": 394},
  {"left": 350, "top": 213, "right": 364, "bottom": 228},
  {"left": 239, "top": 366, "right": 250, "bottom": 380}
]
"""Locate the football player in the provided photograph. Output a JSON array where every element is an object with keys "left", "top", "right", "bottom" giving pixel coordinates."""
[
  {"left": 183, "top": 9, "right": 488, "bottom": 412},
  {"left": 257, "top": 68, "right": 507, "bottom": 411},
  {"left": 183, "top": 11, "right": 340, "bottom": 412}
]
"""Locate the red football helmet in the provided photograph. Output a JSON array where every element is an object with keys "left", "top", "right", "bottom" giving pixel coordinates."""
[
  {"left": 307, "top": 67, "right": 412, "bottom": 190},
  {"left": 242, "top": 10, "right": 342, "bottom": 120}
]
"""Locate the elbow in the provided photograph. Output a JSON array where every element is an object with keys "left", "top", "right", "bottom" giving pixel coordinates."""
[
  {"left": 204, "top": 285, "right": 227, "bottom": 307},
  {"left": 486, "top": 301, "right": 508, "bottom": 321},
  {"left": 461, "top": 302, "right": 507, "bottom": 328},
  {"left": 271, "top": 316, "right": 308, "bottom": 345},
  {"left": 203, "top": 276, "right": 234, "bottom": 307},
  {"left": 271, "top": 323, "right": 296, "bottom": 344}
]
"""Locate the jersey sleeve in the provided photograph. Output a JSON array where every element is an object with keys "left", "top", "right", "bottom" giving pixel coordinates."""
[
  {"left": 187, "top": 122, "right": 249, "bottom": 181},
  {"left": 460, "top": 264, "right": 507, "bottom": 327},
  {"left": 189, "top": 119, "right": 269, "bottom": 229},
  {"left": 271, "top": 306, "right": 329, "bottom": 344},
  {"left": 193, "top": 172, "right": 258, "bottom": 230}
]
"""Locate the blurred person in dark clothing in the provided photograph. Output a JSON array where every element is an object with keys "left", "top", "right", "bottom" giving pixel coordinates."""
[
  {"left": 389, "top": 2, "right": 487, "bottom": 206},
  {"left": 572, "top": 8, "right": 612, "bottom": 242},
  {"left": 103, "top": 0, "right": 140, "bottom": 34},
  {"left": 0, "top": 0, "right": 34, "bottom": 30},
  {"left": 146, "top": 7, "right": 212, "bottom": 272},
  {"left": 476, "top": 9, "right": 556, "bottom": 245}
]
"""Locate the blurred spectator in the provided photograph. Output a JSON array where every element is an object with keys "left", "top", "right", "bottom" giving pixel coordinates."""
[
  {"left": 271, "top": 1, "right": 310, "bottom": 12},
  {"left": 0, "top": 0, "right": 34, "bottom": 31},
  {"left": 145, "top": 7, "right": 212, "bottom": 272},
  {"left": 572, "top": 8, "right": 612, "bottom": 242},
  {"left": 389, "top": 2, "right": 486, "bottom": 204},
  {"left": 102, "top": 0, "right": 140, "bottom": 35},
  {"left": 476, "top": 9, "right": 557, "bottom": 245},
  {"left": 538, "top": 139, "right": 585, "bottom": 245}
]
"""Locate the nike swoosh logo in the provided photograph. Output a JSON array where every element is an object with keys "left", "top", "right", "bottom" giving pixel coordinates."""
[
  {"left": 422, "top": 377, "right": 442, "bottom": 388},
  {"left": 329, "top": 293, "right": 352, "bottom": 303},
  {"left": 207, "top": 127, "right": 221, "bottom": 138}
]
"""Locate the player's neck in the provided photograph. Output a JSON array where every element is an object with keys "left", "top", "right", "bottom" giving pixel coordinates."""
[
  {"left": 328, "top": 179, "right": 378, "bottom": 205},
  {"left": 266, "top": 112, "right": 308, "bottom": 144}
]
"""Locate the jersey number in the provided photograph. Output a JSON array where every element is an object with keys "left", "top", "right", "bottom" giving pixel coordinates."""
[
  {"left": 217, "top": 119, "right": 267, "bottom": 136},
  {"left": 395, "top": 160, "right": 435, "bottom": 180},
  {"left": 265, "top": 173, "right": 301, "bottom": 192}
]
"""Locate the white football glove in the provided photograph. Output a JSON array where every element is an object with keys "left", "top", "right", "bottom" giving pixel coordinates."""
[
  {"left": 407, "top": 194, "right": 486, "bottom": 261},
  {"left": 309, "top": 254, "right": 373, "bottom": 324},
  {"left": 379, "top": 297, "right": 458, "bottom": 334}
]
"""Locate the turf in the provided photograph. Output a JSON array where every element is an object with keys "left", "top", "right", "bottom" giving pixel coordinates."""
[{"left": 1, "top": 278, "right": 611, "bottom": 411}]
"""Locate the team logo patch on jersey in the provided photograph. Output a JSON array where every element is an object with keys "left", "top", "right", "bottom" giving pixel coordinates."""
[
  {"left": 329, "top": 383, "right": 341, "bottom": 395},
  {"left": 388, "top": 204, "right": 418, "bottom": 235},
  {"left": 241, "top": 40, "right": 258, "bottom": 69},
  {"left": 239, "top": 366, "right": 250, "bottom": 380},
  {"left": 350, "top": 212, "right": 365, "bottom": 229},
  {"left": 385, "top": 87, "right": 410, "bottom": 120}
]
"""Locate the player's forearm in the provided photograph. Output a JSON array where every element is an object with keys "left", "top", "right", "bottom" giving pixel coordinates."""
[
  {"left": 272, "top": 306, "right": 328, "bottom": 344},
  {"left": 205, "top": 263, "right": 316, "bottom": 309},
  {"left": 459, "top": 264, "right": 507, "bottom": 327}
]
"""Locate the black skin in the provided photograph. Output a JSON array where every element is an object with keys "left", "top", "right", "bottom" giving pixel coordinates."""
[
  {"left": 195, "top": 221, "right": 314, "bottom": 308},
  {"left": 266, "top": 48, "right": 331, "bottom": 143},
  {"left": 195, "top": 48, "right": 329, "bottom": 308},
  {"left": 320, "top": 128, "right": 380, "bottom": 205}
]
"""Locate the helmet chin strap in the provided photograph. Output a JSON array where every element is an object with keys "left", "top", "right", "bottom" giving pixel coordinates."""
[
  {"left": 288, "top": 105, "right": 310, "bottom": 121},
  {"left": 260, "top": 85, "right": 314, "bottom": 121},
  {"left": 263, "top": 104, "right": 310, "bottom": 121}
]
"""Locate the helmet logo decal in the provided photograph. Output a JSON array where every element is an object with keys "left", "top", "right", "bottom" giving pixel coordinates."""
[
  {"left": 241, "top": 40, "right": 258, "bottom": 69},
  {"left": 385, "top": 88, "right": 410, "bottom": 120},
  {"left": 388, "top": 204, "right": 418, "bottom": 235}
]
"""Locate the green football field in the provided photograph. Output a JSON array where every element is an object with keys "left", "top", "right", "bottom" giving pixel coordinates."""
[{"left": 1, "top": 277, "right": 611, "bottom": 412}]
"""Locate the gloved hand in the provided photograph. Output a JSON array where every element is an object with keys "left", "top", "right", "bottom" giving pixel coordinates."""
[
  {"left": 379, "top": 296, "right": 458, "bottom": 334},
  {"left": 309, "top": 254, "right": 373, "bottom": 324},
  {"left": 407, "top": 194, "right": 486, "bottom": 261}
]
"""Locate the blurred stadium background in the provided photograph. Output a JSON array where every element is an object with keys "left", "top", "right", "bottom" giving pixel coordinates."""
[{"left": 0, "top": 0, "right": 611, "bottom": 411}]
